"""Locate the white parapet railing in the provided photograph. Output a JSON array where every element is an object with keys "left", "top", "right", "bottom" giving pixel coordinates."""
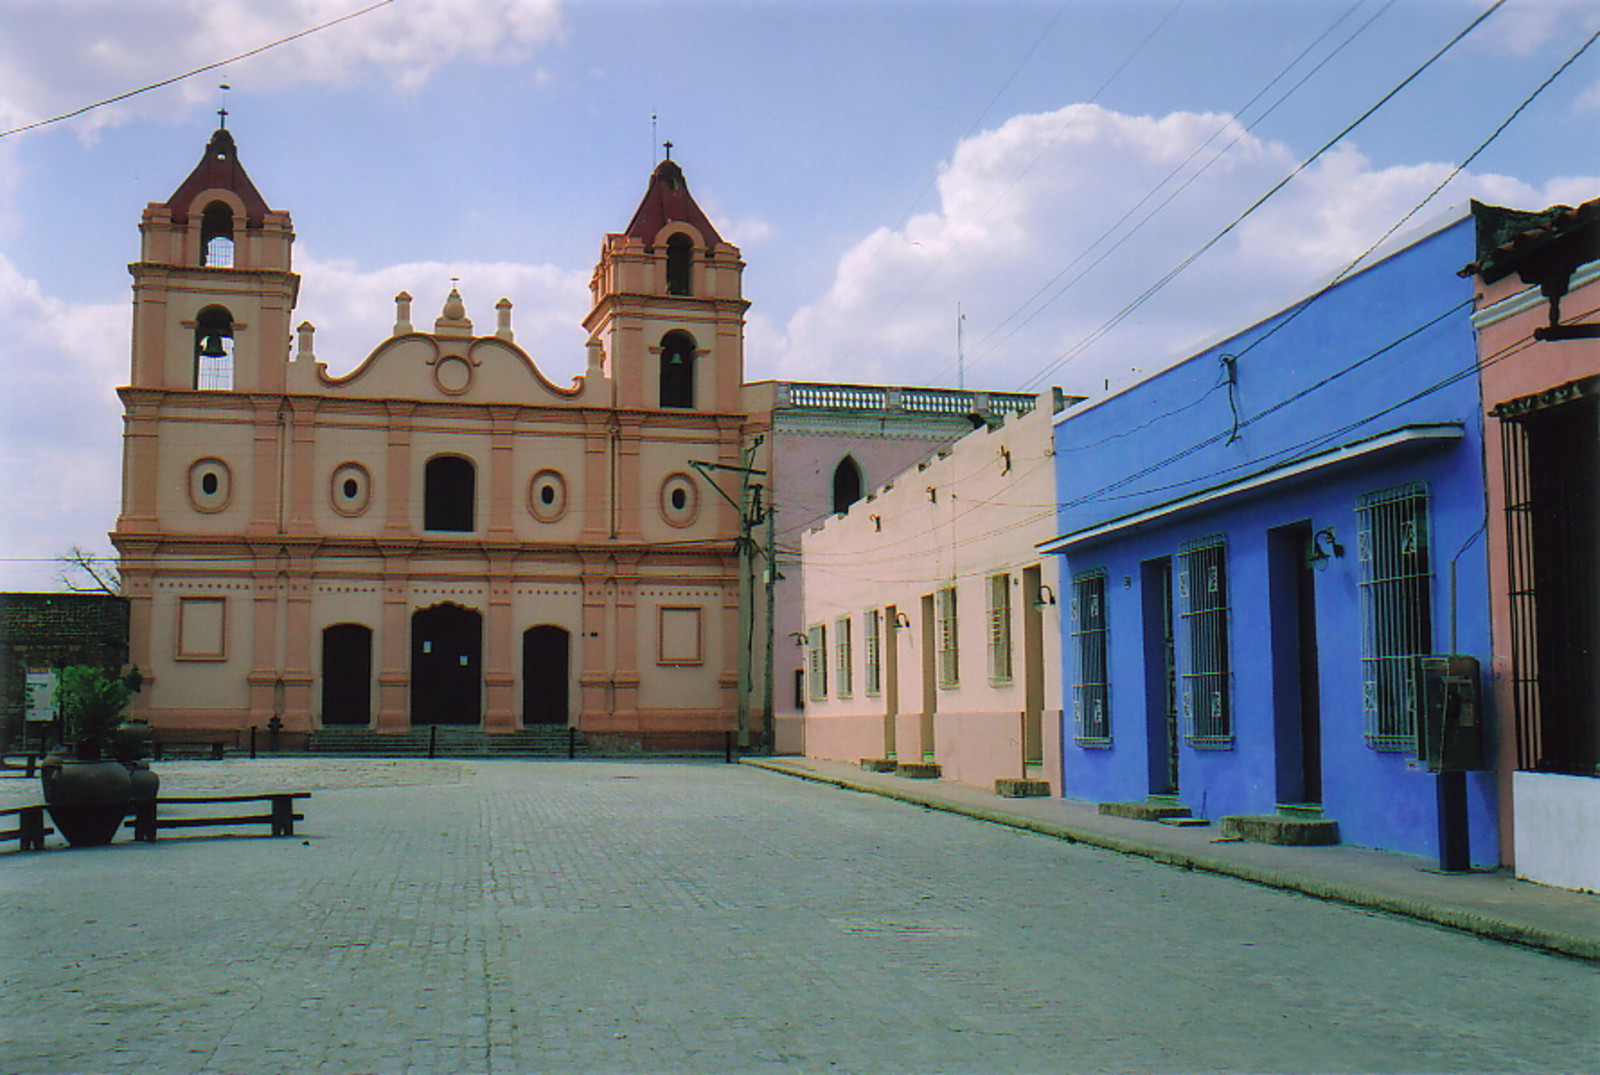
[{"left": 782, "top": 382, "right": 1037, "bottom": 418}]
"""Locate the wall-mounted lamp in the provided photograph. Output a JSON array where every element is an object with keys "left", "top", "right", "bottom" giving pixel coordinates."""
[
  {"left": 1033, "top": 583, "right": 1058, "bottom": 608},
  {"left": 788, "top": 632, "right": 809, "bottom": 646},
  {"left": 892, "top": 611, "right": 912, "bottom": 630},
  {"left": 1308, "top": 527, "right": 1344, "bottom": 569}
]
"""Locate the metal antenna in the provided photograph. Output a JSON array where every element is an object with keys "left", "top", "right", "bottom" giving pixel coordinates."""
[{"left": 957, "top": 303, "right": 966, "bottom": 391}]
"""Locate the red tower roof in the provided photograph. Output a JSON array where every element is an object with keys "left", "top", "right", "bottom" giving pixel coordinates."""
[
  {"left": 623, "top": 158, "right": 722, "bottom": 245},
  {"left": 164, "top": 128, "right": 272, "bottom": 228}
]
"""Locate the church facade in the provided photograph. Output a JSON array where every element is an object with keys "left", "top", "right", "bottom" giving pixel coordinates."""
[{"left": 115, "top": 130, "right": 751, "bottom": 744}]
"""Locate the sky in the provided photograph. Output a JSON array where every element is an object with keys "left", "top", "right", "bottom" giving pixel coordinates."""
[{"left": 1, "top": 0, "right": 1597, "bottom": 592}]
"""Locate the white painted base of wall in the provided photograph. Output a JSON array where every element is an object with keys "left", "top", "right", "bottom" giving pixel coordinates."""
[{"left": 1513, "top": 770, "right": 1600, "bottom": 893}]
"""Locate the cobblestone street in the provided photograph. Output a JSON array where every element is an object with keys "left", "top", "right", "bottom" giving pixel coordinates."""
[{"left": 2, "top": 759, "right": 1595, "bottom": 1074}]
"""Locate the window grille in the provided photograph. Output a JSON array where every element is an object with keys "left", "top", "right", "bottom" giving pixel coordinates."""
[
  {"left": 988, "top": 573, "right": 1013, "bottom": 685},
  {"left": 936, "top": 586, "right": 959, "bottom": 688},
  {"left": 1071, "top": 571, "right": 1110, "bottom": 743},
  {"left": 864, "top": 609, "right": 882, "bottom": 696},
  {"left": 807, "top": 624, "right": 827, "bottom": 701},
  {"left": 1357, "top": 483, "right": 1433, "bottom": 750},
  {"left": 835, "top": 616, "right": 853, "bottom": 699},
  {"left": 1178, "top": 538, "right": 1232, "bottom": 745}
]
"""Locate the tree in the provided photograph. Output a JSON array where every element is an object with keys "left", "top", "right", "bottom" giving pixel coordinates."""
[{"left": 57, "top": 545, "right": 120, "bottom": 596}]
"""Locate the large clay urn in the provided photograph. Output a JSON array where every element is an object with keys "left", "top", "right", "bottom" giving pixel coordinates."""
[{"left": 40, "top": 751, "right": 134, "bottom": 847}]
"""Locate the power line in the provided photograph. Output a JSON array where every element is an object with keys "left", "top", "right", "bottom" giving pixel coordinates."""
[
  {"left": 1017, "top": 0, "right": 1508, "bottom": 391},
  {"left": 952, "top": 0, "right": 1391, "bottom": 384},
  {"left": 807, "top": 0, "right": 1188, "bottom": 363},
  {"left": 0, "top": 0, "right": 398, "bottom": 140}
]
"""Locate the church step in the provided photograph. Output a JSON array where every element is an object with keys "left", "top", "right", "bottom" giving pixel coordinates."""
[{"left": 306, "top": 727, "right": 583, "bottom": 757}]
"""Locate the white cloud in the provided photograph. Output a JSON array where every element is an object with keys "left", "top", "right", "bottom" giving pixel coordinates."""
[
  {"left": 0, "top": 256, "right": 128, "bottom": 591},
  {"left": 294, "top": 251, "right": 592, "bottom": 380},
  {"left": 0, "top": 0, "right": 563, "bottom": 134},
  {"left": 761, "top": 103, "right": 1600, "bottom": 397},
  {"left": 1481, "top": 0, "right": 1600, "bottom": 57}
]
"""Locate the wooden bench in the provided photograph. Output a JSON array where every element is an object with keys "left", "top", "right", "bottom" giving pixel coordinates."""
[
  {"left": 0, "top": 753, "right": 41, "bottom": 777},
  {"left": 0, "top": 805, "right": 53, "bottom": 851},
  {"left": 127, "top": 792, "right": 309, "bottom": 842},
  {"left": 150, "top": 729, "right": 238, "bottom": 761}
]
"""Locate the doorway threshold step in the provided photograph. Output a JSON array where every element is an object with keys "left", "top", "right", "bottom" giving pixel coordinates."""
[
  {"left": 1276, "top": 802, "right": 1325, "bottom": 819},
  {"left": 894, "top": 762, "right": 943, "bottom": 779},
  {"left": 859, "top": 758, "right": 898, "bottom": 773},
  {"left": 1156, "top": 816, "right": 1210, "bottom": 827},
  {"left": 994, "top": 778, "right": 1051, "bottom": 798},
  {"left": 1221, "top": 814, "right": 1340, "bottom": 846},
  {"left": 1098, "top": 800, "right": 1192, "bottom": 821}
]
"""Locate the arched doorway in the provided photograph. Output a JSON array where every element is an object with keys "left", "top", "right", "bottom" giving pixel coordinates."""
[
  {"left": 411, "top": 604, "right": 482, "bottom": 725},
  {"left": 522, "top": 625, "right": 571, "bottom": 726},
  {"left": 321, "top": 623, "right": 372, "bottom": 725}
]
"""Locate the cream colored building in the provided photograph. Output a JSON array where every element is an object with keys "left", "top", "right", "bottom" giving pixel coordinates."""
[
  {"left": 799, "top": 396, "right": 1070, "bottom": 790},
  {"left": 116, "top": 129, "right": 751, "bottom": 744}
]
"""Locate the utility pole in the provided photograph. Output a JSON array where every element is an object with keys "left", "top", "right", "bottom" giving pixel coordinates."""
[{"left": 689, "top": 450, "right": 771, "bottom": 751}]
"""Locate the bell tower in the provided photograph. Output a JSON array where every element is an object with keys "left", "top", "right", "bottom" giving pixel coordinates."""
[
  {"left": 129, "top": 127, "right": 298, "bottom": 394},
  {"left": 583, "top": 153, "right": 748, "bottom": 413}
]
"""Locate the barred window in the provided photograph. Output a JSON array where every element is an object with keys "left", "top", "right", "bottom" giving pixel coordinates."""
[
  {"left": 1358, "top": 483, "right": 1433, "bottom": 750},
  {"left": 987, "top": 573, "right": 1014, "bottom": 685},
  {"left": 864, "top": 609, "right": 882, "bottom": 696},
  {"left": 936, "top": 586, "right": 959, "bottom": 688},
  {"left": 1179, "top": 538, "right": 1232, "bottom": 745},
  {"left": 1071, "top": 570, "right": 1110, "bottom": 744},
  {"left": 807, "top": 624, "right": 828, "bottom": 701},
  {"left": 835, "top": 616, "right": 853, "bottom": 699}
]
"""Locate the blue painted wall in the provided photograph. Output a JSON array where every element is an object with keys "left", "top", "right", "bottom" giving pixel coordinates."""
[{"left": 1050, "top": 215, "right": 1499, "bottom": 865}]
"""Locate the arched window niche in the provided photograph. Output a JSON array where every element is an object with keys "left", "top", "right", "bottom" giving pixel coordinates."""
[
  {"left": 424, "top": 455, "right": 476, "bottom": 532},
  {"left": 833, "top": 455, "right": 864, "bottom": 514},
  {"left": 193, "top": 305, "right": 235, "bottom": 391},
  {"left": 200, "top": 201, "right": 235, "bottom": 268},
  {"left": 659, "top": 330, "right": 697, "bottom": 409},
  {"left": 665, "top": 233, "right": 693, "bottom": 297}
]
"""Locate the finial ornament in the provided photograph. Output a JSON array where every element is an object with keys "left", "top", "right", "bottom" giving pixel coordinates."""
[
  {"left": 218, "top": 83, "right": 230, "bottom": 129},
  {"left": 663, "top": 141, "right": 673, "bottom": 161}
]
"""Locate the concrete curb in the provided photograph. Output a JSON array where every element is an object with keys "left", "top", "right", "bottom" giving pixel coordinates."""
[{"left": 741, "top": 758, "right": 1600, "bottom": 963}]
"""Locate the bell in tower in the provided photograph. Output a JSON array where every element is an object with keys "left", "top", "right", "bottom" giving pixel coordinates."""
[
  {"left": 582, "top": 150, "right": 750, "bottom": 414},
  {"left": 128, "top": 126, "right": 298, "bottom": 394}
]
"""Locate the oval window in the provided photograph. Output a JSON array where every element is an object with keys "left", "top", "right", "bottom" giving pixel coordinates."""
[
  {"left": 660, "top": 473, "right": 699, "bottom": 528},
  {"left": 330, "top": 463, "right": 372, "bottom": 517},
  {"left": 187, "top": 458, "right": 232, "bottom": 513},
  {"left": 528, "top": 470, "right": 568, "bottom": 523}
]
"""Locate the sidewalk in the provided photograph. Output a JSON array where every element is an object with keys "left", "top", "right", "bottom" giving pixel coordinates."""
[{"left": 742, "top": 755, "right": 1600, "bottom": 962}]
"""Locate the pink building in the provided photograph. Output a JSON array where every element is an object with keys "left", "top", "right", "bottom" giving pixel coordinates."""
[
  {"left": 1467, "top": 198, "right": 1599, "bottom": 890},
  {"left": 798, "top": 396, "right": 1072, "bottom": 792}
]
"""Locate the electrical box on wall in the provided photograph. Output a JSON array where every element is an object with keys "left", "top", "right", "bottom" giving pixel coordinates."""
[{"left": 1416, "top": 654, "right": 1485, "bottom": 772}]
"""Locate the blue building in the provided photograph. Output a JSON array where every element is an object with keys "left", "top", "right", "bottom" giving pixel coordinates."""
[{"left": 1041, "top": 209, "right": 1497, "bottom": 864}]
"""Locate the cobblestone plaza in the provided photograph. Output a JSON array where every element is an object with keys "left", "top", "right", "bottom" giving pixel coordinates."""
[{"left": 2, "top": 759, "right": 1595, "bottom": 1073}]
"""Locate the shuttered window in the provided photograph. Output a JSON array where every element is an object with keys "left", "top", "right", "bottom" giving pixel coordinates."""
[
  {"left": 835, "top": 616, "right": 853, "bottom": 699},
  {"left": 864, "top": 609, "right": 882, "bottom": 696},
  {"left": 807, "top": 624, "right": 828, "bottom": 701},
  {"left": 988, "top": 573, "right": 1013, "bottom": 685},
  {"left": 936, "top": 586, "right": 959, "bottom": 688}
]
